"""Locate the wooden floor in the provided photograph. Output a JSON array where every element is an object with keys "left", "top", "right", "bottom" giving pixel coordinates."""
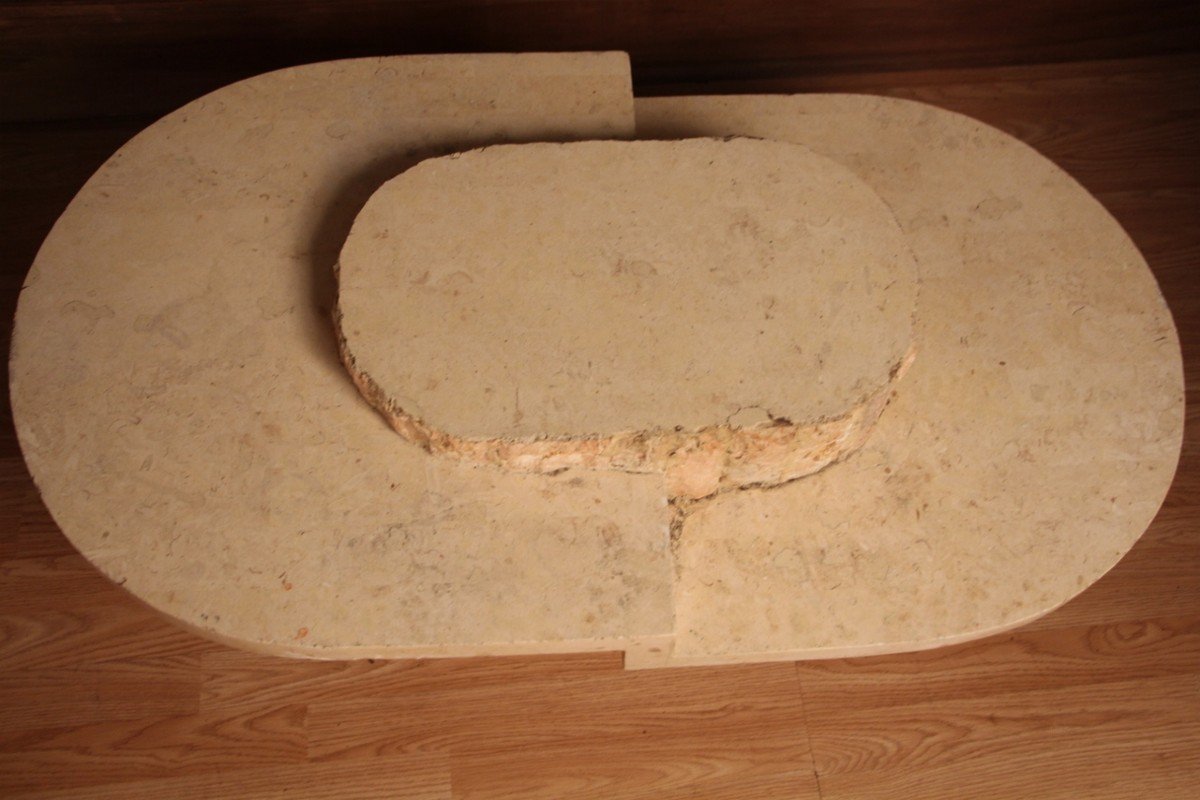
[{"left": 3, "top": 49, "right": 1199, "bottom": 799}]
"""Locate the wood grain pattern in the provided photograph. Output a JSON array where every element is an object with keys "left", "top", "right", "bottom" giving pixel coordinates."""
[
  {"left": 0, "top": 703, "right": 308, "bottom": 794},
  {"left": 199, "top": 650, "right": 626, "bottom": 712},
  {"left": 1, "top": 755, "right": 451, "bottom": 800},
  {"left": 808, "top": 675, "right": 1200, "bottom": 800},
  {"left": 2, "top": 10, "right": 1199, "bottom": 798}
]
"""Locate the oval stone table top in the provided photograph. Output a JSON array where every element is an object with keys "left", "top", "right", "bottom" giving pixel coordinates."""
[
  {"left": 9, "top": 53, "right": 1183, "bottom": 668},
  {"left": 338, "top": 136, "right": 916, "bottom": 441},
  {"left": 336, "top": 136, "right": 919, "bottom": 499}
]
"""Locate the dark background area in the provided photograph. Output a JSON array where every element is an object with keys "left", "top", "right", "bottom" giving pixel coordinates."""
[
  {"left": 2, "top": 3, "right": 1200, "bottom": 797},
  {"left": 3, "top": 0, "right": 1200, "bottom": 121}
]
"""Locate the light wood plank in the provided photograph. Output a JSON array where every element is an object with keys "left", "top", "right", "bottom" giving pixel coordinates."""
[
  {"left": 3, "top": 754, "right": 449, "bottom": 800},
  {"left": 795, "top": 615, "right": 1200, "bottom": 711},
  {"left": 0, "top": 658, "right": 200, "bottom": 732},
  {"left": 307, "top": 663, "right": 809, "bottom": 760},
  {"left": 0, "top": 704, "right": 306, "bottom": 795},
  {"left": 0, "top": 554, "right": 137, "bottom": 614},
  {"left": 807, "top": 674, "right": 1200, "bottom": 799},
  {"left": 0, "top": 607, "right": 217, "bottom": 671},
  {"left": 310, "top": 663, "right": 818, "bottom": 799},
  {"left": 200, "top": 650, "right": 623, "bottom": 713},
  {"left": 452, "top": 741, "right": 816, "bottom": 800}
]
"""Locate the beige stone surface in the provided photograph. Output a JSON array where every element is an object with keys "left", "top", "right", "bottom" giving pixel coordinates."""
[
  {"left": 336, "top": 137, "right": 917, "bottom": 499},
  {"left": 636, "top": 94, "right": 1184, "bottom": 664},
  {"left": 337, "top": 136, "right": 915, "bottom": 433},
  {"left": 10, "top": 53, "right": 678, "bottom": 658},
  {"left": 9, "top": 57, "right": 1183, "bottom": 667}
]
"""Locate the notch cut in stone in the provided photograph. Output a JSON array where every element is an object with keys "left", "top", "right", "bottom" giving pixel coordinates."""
[{"left": 335, "top": 137, "right": 918, "bottom": 498}]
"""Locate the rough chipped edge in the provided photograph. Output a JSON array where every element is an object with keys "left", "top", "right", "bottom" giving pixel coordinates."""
[{"left": 334, "top": 282, "right": 916, "bottom": 501}]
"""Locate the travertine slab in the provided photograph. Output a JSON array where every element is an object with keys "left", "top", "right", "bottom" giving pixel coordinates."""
[
  {"left": 636, "top": 95, "right": 1184, "bottom": 664},
  {"left": 10, "top": 53, "right": 677, "bottom": 658},
  {"left": 336, "top": 137, "right": 917, "bottom": 498},
  {"left": 8, "top": 58, "right": 1183, "bottom": 668}
]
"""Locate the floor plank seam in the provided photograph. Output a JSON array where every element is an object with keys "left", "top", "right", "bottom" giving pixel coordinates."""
[{"left": 792, "top": 661, "right": 825, "bottom": 800}]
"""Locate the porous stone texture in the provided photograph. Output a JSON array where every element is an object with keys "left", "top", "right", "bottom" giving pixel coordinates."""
[
  {"left": 335, "top": 137, "right": 918, "bottom": 499},
  {"left": 11, "top": 53, "right": 678, "bottom": 658},
  {"left": 8, "top": 56, "right": 1182, "bottom": 668},
  {"left": 636, "top": 94, "right": 1184, "bottom": 664}
]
